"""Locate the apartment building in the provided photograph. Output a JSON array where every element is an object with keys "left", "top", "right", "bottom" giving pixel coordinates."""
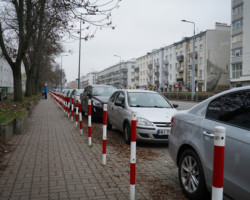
[
  {"left": 230, "top": 0, "right": 250, "bottom": 87},
  {"left": 81, "top": 72, "right": 98, "bottom": 88},
  {"left": 97, "top": 60, "right": 136, "bottom": 89},
  {"left": 0, "top": 54, "right": 26, "bottom": 93},
  {"left": 135, "top": 53, "right": 152, "bottom": 89},
  {"left": 0, "top": 57, "right": 14, "bottom": 93},
  {"left": 152, "top": 23, "right": 231, "bottom": 92}
]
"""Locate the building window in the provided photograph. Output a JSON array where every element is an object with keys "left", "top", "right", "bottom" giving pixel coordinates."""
[
  {"left": 232, "top": 63, "right": 242, "bottom": 78},
  {"left": 233, "top": 4, "right": 243, "bottom": 15},
  {"left": 232, "top": 19, "right": 243, "bottom": 30},
  {"left": 199, "top": 57, "right": 203, "bottom": 64},
  {"left": 232, "top": 48, "right": 242, "bottom": 57},
  {"left": 199, "top": 44, "right": 203, "bottom": 50},
  {"left": 232, "top": 34, "right": 243, "bottom": 43}
]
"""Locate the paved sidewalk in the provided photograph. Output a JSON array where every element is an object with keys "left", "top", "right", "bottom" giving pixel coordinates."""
[{"left": 0, "top": 95, "right": 186, "bottom": 200}]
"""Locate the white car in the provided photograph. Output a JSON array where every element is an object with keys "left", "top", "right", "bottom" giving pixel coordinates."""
[{"left": 107, "top": 89, "right": 178, "bottom": 143}]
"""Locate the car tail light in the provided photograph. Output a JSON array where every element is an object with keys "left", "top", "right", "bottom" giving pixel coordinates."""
[{"left": 171, "top": 117, "right": 174, "bottom": 127}]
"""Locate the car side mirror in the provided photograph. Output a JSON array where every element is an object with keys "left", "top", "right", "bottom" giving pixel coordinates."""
[{"left": 173, "top": 104, "right": 178, "bottom": 108}]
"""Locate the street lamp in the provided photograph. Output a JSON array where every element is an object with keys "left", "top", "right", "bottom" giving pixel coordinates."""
[
  {"left": 181, "top": 19, "right": 196, "bottom": 101},
  {"left": 78, "top": 15, "right": 82, "bottom": 89},
  {"left": 114, "top": 55, "right": 121, "bottom": 88},
  {"left": 61, "top": 55, "right": 68, "bottom": 91}
]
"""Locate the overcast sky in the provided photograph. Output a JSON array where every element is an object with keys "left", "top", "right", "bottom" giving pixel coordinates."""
[{"left": 58, "top": 0, "right": 231, "bottom": 83}]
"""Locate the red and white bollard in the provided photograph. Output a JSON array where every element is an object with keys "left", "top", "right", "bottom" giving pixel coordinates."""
[
  {"left": 67, "top": 97, "right": 70, "bottom": 118},
  {"left": 75, "top": 100, "right": 79, "bottom": 127},
  {"left": 130, "top": 111, "right": 137, "bottom": 200},
  {"left": 71, "top": 97, "right": 74, "bottom": 121},
  {"left": 79, "top": 100, "right": 83, "bottom": 135},
  {"left": 88, "top": 99, "right": 92, "bottom": 146},
  {"left": 102, "top": 104, "right": 107, "bottom": 165},
  {"left": 212, "top": 126, "right": 226, "bottom": 200}
]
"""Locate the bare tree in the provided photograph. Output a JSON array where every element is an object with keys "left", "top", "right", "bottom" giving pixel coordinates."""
[{"left": 0, "top": 0, "right": 120, "bottom": 102}]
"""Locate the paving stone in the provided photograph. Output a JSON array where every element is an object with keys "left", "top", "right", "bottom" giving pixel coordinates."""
[{"left": 0, "top": 96, "right": 186, "bottom": 200}]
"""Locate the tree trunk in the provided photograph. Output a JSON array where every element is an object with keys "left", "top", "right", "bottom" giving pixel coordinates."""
[{"left": 13, "top": 64, "right": 23, "bottom": 102}]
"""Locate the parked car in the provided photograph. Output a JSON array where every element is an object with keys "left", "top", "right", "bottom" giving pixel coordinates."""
[
  {"left": 107, "top": 89, "right": 178, "bottom": 143},
  {"left": 80, "top": 85, "right": 117, "bottom": 119},
  {"left": 72, "top": 88, "right": 84, "bottom": 108},
  {"left": 169, "top": 86, "right": 250, "bottom": 200}
]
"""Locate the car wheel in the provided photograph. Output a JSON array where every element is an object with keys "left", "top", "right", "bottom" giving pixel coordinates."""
[
  {"left": 123, "top": 122, "right": 131, "bottom": 144},
  {"left": 178, "top": 149, "right": 208, "bottom": 200},
  {"left": 107, "top": 116, "right": 112, "bottom": 130}
]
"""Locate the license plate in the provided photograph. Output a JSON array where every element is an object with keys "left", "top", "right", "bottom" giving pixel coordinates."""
[{"left": 157, "top": 129, "right": 170, "bottom": 135}]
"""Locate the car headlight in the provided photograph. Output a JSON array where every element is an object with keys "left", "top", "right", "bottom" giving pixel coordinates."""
[
  {"left": 93, "top": 100, "right": 102, "bottom": 107},
  {"left": 137, "top": 117, "right": 154, "bottom": 127}
]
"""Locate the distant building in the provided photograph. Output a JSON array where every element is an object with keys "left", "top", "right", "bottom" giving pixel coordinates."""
[
  {"left": 230, "top": 0, "right": 250, "bottom": 87},
  {"left": 97, "top": 59, "right": 136, "bottom": 89},
  {"left": 0, "top": 53, "right": 26, "bottom": 93},
  {"left": 0, "top": 56, "right": 14, "bottom": 93},
  {"left": 135, "top": 53, "right": 152, "bottom": 89},
  {"left": 147, "top": 23, "right": 231, "bottom": 92}
]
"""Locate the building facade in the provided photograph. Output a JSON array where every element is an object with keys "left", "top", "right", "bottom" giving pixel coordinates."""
[
  {"left": 152, "top": 23, "right": 231, "bottom": 92},
  {"left": 0, "top": 54, "right": 26, "bottom": 93},
  {"left": 135, "top": 53, "right": 152, "bottom": 89},
  {"left": 230, "top": 0, "right": 250, "bottom": 87},
  {"left": 97, "top": 60, "right": 136, "bottom": 89}
]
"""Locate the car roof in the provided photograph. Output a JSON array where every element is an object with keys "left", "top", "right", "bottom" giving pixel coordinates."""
[
  {"left": 89, "top": 84, "right": 116, "bottom": 88},
  {"left": 118, "top": 89, "right": 159, "bottom": 93}
]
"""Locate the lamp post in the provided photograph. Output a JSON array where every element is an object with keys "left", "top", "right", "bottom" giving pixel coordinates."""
[
  {"left": 78, "top": 15, "right": 82, "bottom": 89},
  {"left": 181, "top": 19, "right": 196, "bottom": 101},
  {"left": 114, "top": 55, "right": 121, "bottom": 88},
  {"left": 61, "top": 55, "right": 68, "bottom": 91}
]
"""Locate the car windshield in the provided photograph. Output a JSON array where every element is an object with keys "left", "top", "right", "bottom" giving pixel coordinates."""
[
  {"left": 128, "top": 92, "right": 172, "bottom": 108},
  {"left": 92, "top": 87, "right": 116, "bottom": 97},
  {"left": 76, "top": 89, "right": 84, "bottom": 95}
]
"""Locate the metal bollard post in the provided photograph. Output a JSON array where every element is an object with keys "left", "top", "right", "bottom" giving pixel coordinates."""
[
  {"left": 130, "top": 111, "right": 137, "bottom": 200},
  {"left": 71, "top": 97, "right": 74, "bottom": 121},
  {"left": 212, "top": 126, "right": 226, "bottom": 200},
  {"left": 75, "top": 100, "right": 79, "bottom": 127},
  {"left": 79, "top": 100, "right": 83, "bottom": 135},
  {"left": 88, "top": 99, "right": 92, "bottom": 146},
  {"left": 102, "top": 104, "right": 107, "bottom": 165}
]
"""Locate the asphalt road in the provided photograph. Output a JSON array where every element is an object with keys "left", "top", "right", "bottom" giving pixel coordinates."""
[{"left": 170, "top": 100, "right": 199, "bottom": 110}]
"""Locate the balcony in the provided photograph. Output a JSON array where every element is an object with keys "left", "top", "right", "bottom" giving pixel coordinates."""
[
  {"left": 155, "top": 63, "right": 160, "bottom": 68},
  {"left": 177, "top": 55, "right": 184, "bottom": 62},
  {"left": 135, "top": 67, "right": 139, "bottom": 72},
  {"left": 189, "top": 51, "right": 198, "bottom": 58},
  {"left": 163, "top": 68, "right": 169, "bottom": 75},
  {"left": 148, "top": 63, "right": 153, "bottom": 69},
  {"left": 121, "top": 68, "right": 128, "bottom": 73},
  {"left": 154, "top": 69, "right": 160, "bottom": 76},
  {"left": 178, "top": 67, "right": 184, "bottom": 73},
  {"left": 155, "top": 80, "right": 159, "bottom": 84},
  {"left": 164, "top": 60, "right": 169, "bottom": 65}
]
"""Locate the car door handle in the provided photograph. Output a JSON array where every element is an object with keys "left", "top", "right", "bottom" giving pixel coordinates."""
[{"left": 203, "top": 131, "right": 215, "bottom": 138}]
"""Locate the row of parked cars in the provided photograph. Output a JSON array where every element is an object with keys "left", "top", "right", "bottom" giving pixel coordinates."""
[{"left": 55, "top": 85, "right": 250, "bottom": 200}]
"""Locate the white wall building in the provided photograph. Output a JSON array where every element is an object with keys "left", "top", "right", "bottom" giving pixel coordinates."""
[
  {"left": 0, "top": 56, "right": 14, "bottom": 93},
  {"left": 0, "top": 54, "right": 26, "bottom": 93},
  {"left": 230, "top": 0, "right": 250, "bottom": 87},
  {"left": 97, "top": 59, "right": 136, "bottom": 89},
  {"left": 136, "top": 53, "right": 152, "bottom": 89}
]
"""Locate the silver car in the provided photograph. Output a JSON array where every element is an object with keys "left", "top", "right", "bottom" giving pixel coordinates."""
[
  {"left": 107, "top": 89, "right": 178, "bottom": 143},
  {"left": 169, "top": 86, "right": 250, "bottom": 200}
]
